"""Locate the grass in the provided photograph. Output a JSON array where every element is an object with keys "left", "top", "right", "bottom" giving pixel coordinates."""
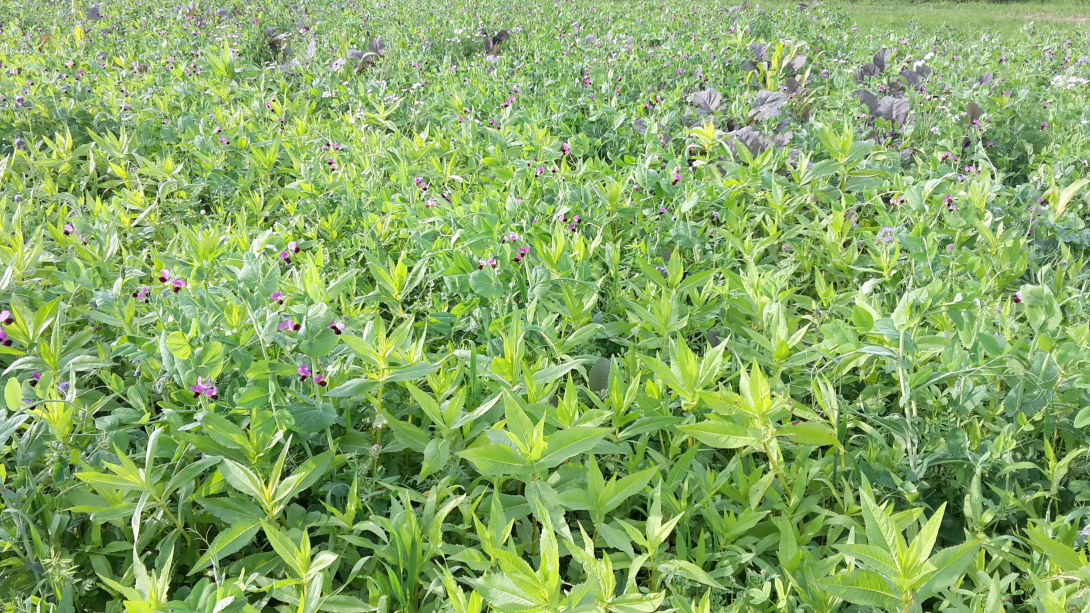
[{"left": 767, "top": 0, "right": 1090, "bottom": 36}]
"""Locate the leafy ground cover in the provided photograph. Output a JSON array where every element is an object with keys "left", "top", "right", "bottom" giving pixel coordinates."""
[
  {"left": 2, "top": 0, "right": 1090, "bottom": 611},
  {"left": 789, "top": 0, "right": 1090, "bottom": 38}
]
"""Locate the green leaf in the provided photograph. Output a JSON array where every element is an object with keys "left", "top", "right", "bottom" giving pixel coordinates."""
[
  {"left": 299, "top": 328, "right": 339, "bottom": 359},
  {"left": 818, "top": 569, "right": 902, "bottom": 609},
  {"left": 274, "top": 450, "right": 334, "bottom": 504},
  {"left": 677, "top": 421, "right": 756, "bottom": 449},
  {"left": 600, "top": 467, "right": 658, "bottom": 514},
  {"left": 474, "top": 573, "right": 538, "bottom": 611},
  {"left": 656, "top": 559, "right": 725, "bottom": 589},
  {"left": 189, "top": 519, "right": 260, "bottom": 574},
  {"left": 538, "top": 427, "right": 610, "bottom": 469},
  {"left": 163, "top": 456, "right": 220, "bottom": 497},
  {"left": 4, "top": 378, "right": 20, "bottom": 412},
  {"left": 380, "top": 410, "right": 430, "bottom": 453},
  {"left": 916, "top": 540, "right": 981, "bottom": 599},
  {"left": 287, "top": 402, "right": 338, "bottom": 433},
  {"left": 261, "top": 522, "right": 307, "bottom": 579},
  {"left": 166, "top": 331, "right": 192, "bottom": 360},
  {"left": 778, "top": 422, "right": 838, "bottom": 447},
  {"left": 1025, "top": 527, "right": 1082, "bottom": 572},
  {"left": 469, "top": 269, "right": 505, "bottom": 300},
  {"left": 420, "top": 438, "right": 450, "bottom": 480},
  {"left": 218, "top": 460, "right": 266, "bottom": 501},
  {"left": 459, "top": 444, "right": 533, "bottom": 476}
]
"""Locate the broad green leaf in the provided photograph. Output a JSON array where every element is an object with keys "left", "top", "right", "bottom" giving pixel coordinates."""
[
  {"left": 274, "top": 450, "right": 334, "bottom": 504},
  {"left": 4, "top": 378, "right": 20, "bottom": 412},
  {"left": 459, "top": 444, "right": 533, "bottom": 476},
  {"left": 537, "top": 427, "right": 609, "bottom": 469},
  {"left": 677, "top": 420, "right": 756, "bottom": 449},
  {"left": 189, "top": 519, "right": 260, "bottom": 574},
  {"left": 163, "top": 456, "right": 221, "bottom": 497},
  {"left": 818, "top": 569, "right": 902, "bottom": 609},
  {"left": 166, "top": 331, "right": 192, "bottom": 360},
  {"left": 915, "top": 540, "right": 982, "bottom": 599},
  {"left": 420, "top": 438, "right": 450, "bottom": 480}
]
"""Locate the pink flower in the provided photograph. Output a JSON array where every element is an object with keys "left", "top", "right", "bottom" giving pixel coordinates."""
[
  {"left": 271, "top": 291, "right": 284, "bottom": 304},
  {"left": 279, "top": 318, "right": 300, "bottom": 332},
  {"left": 158, "top": 269, "right": 170, "bottom": 283},
  {"left": 189, "top": 376, "right": 218, "bottom": 399},
  {"left": 132, "top": 287, "right": 150, "bottom": 302},
  {"left": 0, "top": 310, "right": 12, "bottom": 325},
  {"left": 298, "top": 364, "right": 312, "bottom": 382},
  {"left": 171, "top": 279, "right": 186, "bottom": 293},
  {"left": 328, "top": 321, "right": 345, "bottom": 335},
  {"left": 0, "top": 327, "right": 10, "bottom": 346}
]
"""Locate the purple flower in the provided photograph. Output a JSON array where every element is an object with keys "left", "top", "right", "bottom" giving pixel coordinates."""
[
  {"left": 1013, "top": 291, "right": 1022, "bottom": 304},
  {"left": 171, "top": 279, "right": 186, "bottom": 293},
  {"left": 561, "top": 142, "right": 571, "bottom": 154},
  {"left": 189, "top": 376, "right": 218, "bottom": 399},
  {"left": 298, "top": 364, "right": 312, "bottom": 382},
  {"left": 478, "top": 257, "right": 498, "bottom": 269},
  {"left": 514, "top": 246, "right": 530, "bottom": 263},
  {"left": 946, "top": 243, "right": 956, "bottom": 253},
  {"left": 131, "top": 286, "right": 150, "bottom": 302},
  {"left": 0, "top": 310, "right": 12, "bottom": 326},
  {"left": 1041, "top": 122, "right": 1048, "bottom": 129},
  {"left": 271, "top": 291, "right": 284, "bottom": 304},
  {"left": 877, "top": 227, "right": 896, "bottom": 243},
  {"left": 288, "top": 240, "right": 299, "bottom": 253},
  {"left": 158, "top": 269, "right": 170, "bottom": 283},
  {"left": 656, "top": 266, "right": 668, "bottom": 277},
  {"left": 328, "top": 320, "right": 345, "bottom": 335},
  {"left": 820, "top": 68, "right": 829, "bottom": 78},
  {"left": 943, "top": 194, "right": 956, "bottom": 212},
  {"left": 279, "top": 318, "right": 300, "bottom": 332},
  {"left": 28, "top": 372, "right": 40, "bottom": 387},
  {"left": 63, "top": 224, "right": 74, "bottom": 236},
  {"left": 279, "top": 250, "right": 292, "bottom": 263},
  {"left": 0, "top": 327, "right": 10, "bottom": 347},
  {"left": 315, "top": 373, "right": 327, "bottom": 387}
]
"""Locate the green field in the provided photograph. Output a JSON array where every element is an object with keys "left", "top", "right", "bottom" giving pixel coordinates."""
[
  {"left": 2, "top": 0, "right": 1090, "bottom": 611},
  {"left": 823, "top": 0, "right": 1090, "bottom": 35}
]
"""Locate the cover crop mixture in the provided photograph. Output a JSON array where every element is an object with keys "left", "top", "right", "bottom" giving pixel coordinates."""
[{"left": 1, "top": 0, "right": 1090, "bottom": 611}]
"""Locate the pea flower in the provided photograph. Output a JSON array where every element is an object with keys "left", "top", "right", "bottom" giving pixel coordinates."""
[
  {"left": 189, "top": 376, "right": 218, "bottom": 399},
  {"left": 158, "top": 269, "right": 170, "bottom": 283},
  {"left": 298, "top": 364, "right": 312, "bottom": 382},
  {"left": 131, "top": 287, "right": 150, "bottom": 302},
  {"left": 328, "top": 320, "right": 345, "bottom": 335},
  {"left": 0, "top": 310, "right": 12, "bottom": 325},
  {"left": 1013, "top": 291, "right": 1022, "bottom": 304},
  {"left": 28, "top": 372, "right": 40, "bottom": 387},
  {"left": 0, "top": 327, "right": 10, "bottom": 346},
  {"left": 478, "top": 257, "right": 498, "bottom": 269},
  {"left": 315, "top": 373, "right": 327, "bottom": 387},
  {"left": 279, "top": 240, "right": 300, "bottom": 264},
  {"left": 513, "top": 247, "right": 530, "bottom": 263},
  {"left": 171, "top": 279, "right": 186, "bottom": 293},
  {"left": 877, "top": 227, "right": 895, "bottom": 243},
  {"left": 271, "top": 291, "right": 284, "bottom": 304},
  {"left": 279, "top": 318, "right": 301, "bottom": 331},
  {"left": 561, "top": 142, "right": 570, "bottom": 154}
]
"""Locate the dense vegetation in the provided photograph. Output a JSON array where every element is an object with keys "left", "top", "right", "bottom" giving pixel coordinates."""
[{"left": 2, "top": 0, "right": 1090, "bottom": 611}]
